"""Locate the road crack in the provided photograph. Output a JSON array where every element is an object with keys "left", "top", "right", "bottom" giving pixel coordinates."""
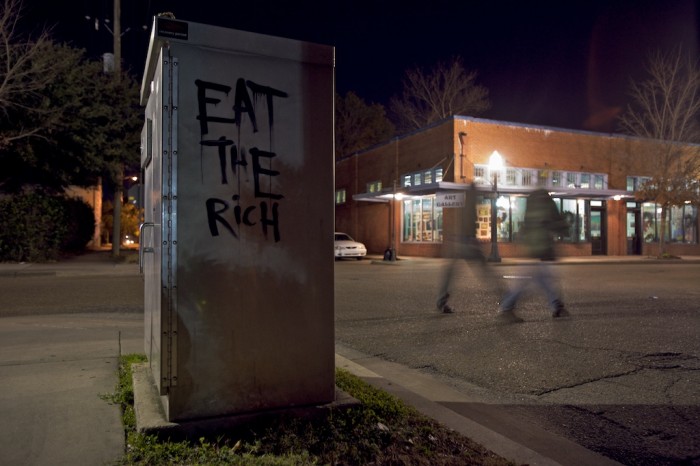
[{"left": 533, "top": 367, "right": 644, "bottom": 396}]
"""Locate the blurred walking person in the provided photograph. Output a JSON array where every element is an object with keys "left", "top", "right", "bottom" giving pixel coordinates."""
[
  {"left": 497, "top": 188, "right": 569, "bottom": 322},
  {"left": 437, "top": 185, "right": 501, "bottom": 313}
]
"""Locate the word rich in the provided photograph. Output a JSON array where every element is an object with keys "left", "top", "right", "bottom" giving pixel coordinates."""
[{"left": 195, "top": 78, "right": 289, "bottom": 242}]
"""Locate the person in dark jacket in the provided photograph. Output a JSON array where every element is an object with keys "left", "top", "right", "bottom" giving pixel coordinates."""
[{"left": 497, "top": 188, "right": 570, "bottom": 322}]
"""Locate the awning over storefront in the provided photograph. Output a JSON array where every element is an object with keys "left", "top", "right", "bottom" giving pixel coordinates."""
[{"left": 353, "top": 181, "right": 635, "bottom": 203}]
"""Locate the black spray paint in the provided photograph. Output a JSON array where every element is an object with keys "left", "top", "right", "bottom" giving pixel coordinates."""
[{"left": 195, "top": 78, "right": 288, "bottom": 242}]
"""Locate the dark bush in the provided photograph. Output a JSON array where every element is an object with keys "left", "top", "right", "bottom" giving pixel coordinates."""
[
  {"left": 0, "top": 192, "right": 94, "bottom": 262},
  {"left": 61, "top": 197, "right": 96, "bottom": 252}
]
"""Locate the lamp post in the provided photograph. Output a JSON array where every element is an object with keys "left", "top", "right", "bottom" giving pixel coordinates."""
[
  {"left": 488, "top": 150, "right": 503, "bottom": 262},
  {"left": 385, "top": 180, "right": 399, "bottom": 261},
  {"left": 110, "top": 0, "right": 123, "bottom": 258}
]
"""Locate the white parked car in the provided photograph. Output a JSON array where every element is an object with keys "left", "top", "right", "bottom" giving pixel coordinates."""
[{"left": 334, "top": 232, "right": 367, "bottom": 260}]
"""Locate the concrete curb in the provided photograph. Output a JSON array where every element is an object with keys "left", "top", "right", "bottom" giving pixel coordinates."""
[
  {"left": 335, "top": 349, "right": 623, "bottom": 466},
  {"left": 0, "top": 264, "right": 139, "bottom": 277},
  {"left": 132, "top": 363, "right": 179, "bottom": 435},
  {"left": 132, "top": 363, "right": 360, "bottom": 440},
  {"left": 364, "top": 255, "right": 700, "bottom": 266}
]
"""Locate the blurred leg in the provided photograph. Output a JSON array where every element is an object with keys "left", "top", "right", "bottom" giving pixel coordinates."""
[{"left": 533, "top": 261, "right": 564, "bottom": 312}]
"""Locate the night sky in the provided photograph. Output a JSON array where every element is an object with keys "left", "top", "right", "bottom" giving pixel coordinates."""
[{"left": 21, "top": 0, "right": 699, "bottom": 132}]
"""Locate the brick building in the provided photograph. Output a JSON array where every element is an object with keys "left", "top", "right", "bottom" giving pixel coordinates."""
[{"left": 335, "top": 116, "right": 700, "bottom": 258}]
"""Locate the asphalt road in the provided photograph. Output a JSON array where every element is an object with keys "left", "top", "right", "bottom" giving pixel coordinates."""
[
  {"left": 335, "top": 258, "right": 700, "bottom": 466},
  {"left": 1, "top": 257, "right": 697, "bottom": 465},
  {"left": 0, "top": 274, "right": 143, "bottom": 317}
]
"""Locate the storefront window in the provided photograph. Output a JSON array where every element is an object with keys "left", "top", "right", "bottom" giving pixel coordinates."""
[
  {"left": 684, "top": 207, "right": 698, "bottom": 243},
  {"left": 399, "top": 194, "right": 682, "bottom": 248},
  {"left": 473, "top": 195, "right": 512, "bottom": 241},
  {"left": 422, "top": 198, "right": 434, "bottom": 241},
  {"left": 577, "top": 199, "right": 586, "bottom": 241},
  {"left": 476, "top": 197, "right": 491, "bottom": 240},
  {"left": 402, "top": 196, "right": 443, "bottom": 243},
  {"left": 668, "top": 204, "right": 700, "bottom": 243},
  {"left": 642, "top": 203, "right": 657, "bottom": 242},
  {"left": 561, "top": 199, "right": 578, "bottom": 241},
  {"left": 510, "top": 196, "right": 526, "bottom": 241},
  {"left": 671, "top": 206, "right": 684, "bottom": 242},
  {"left": 496, "top": 196, "right": 509, "bottom": 240}
]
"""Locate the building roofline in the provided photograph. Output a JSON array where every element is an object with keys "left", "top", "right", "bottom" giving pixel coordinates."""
[{"left": 336, "top": 115, "right": 700, "bottom": 163}]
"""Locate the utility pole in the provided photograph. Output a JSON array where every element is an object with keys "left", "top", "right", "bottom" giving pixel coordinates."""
[{"left": 111, "top": 0, "right": 122, "bottom": 257}]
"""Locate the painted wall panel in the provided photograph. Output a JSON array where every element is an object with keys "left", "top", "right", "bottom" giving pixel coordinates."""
[{"left": 141, "top": 18, "right": 335, "bottom": 421}]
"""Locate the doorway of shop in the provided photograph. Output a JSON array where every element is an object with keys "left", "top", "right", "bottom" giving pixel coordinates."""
[
  {"left": 626, "top": 202, "right": 642, "bottom": 255},
  {"left": 590, "top": 202, "right": 607, "bottom": 255}
]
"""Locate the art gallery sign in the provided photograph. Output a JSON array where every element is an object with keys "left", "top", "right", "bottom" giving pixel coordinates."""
[{"left": 436, "top": 191, "right": 465, "bottom": 208}]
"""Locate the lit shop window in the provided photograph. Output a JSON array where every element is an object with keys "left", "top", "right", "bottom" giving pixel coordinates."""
[
  {"left": 473, "top": 165, "right": 607, "bottom": 191},
  {"left": 367, "top": 181, "right": 382, "bottom": 193},
  {"left": 580, "top": 174, "right": 590, "bottom": 189},
  {"left": 642, "top": 202, "right": 698, "bottom": 244},
  {"left": 335, "top": 189, "right": 346, "bottom": 204},
  {"left": 558, "top": 198, "right": 585, "bottom": 242},
  {"left": 594, "top": 175, "right": 605, "bottom": 189},
  {"left": 552, "top": 171, "right": 562, "bottom": 187},
  {"left": 401, "top": 168, "right": 444, "bottom": 188},
  {"left": 475, "top": 195, "right": 514, "bottom": 241},
  {"left": 626, "top": 176, "right": 652, "bottom": 192},
  {"left": 506, "top": 168, "right": 517, "bottom": 186},
  {"left": 401, "top": 196, "right": 443, "bottom": 243}
]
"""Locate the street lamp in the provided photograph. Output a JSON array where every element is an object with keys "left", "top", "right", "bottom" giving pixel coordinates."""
[
  {"left": 385, "top": 180, "right": 401, "bottom": 261},
  {"left": 488, "top": 150, "right": 503, "bottom": 262}
]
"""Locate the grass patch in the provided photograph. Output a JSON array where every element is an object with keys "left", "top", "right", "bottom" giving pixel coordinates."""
[{"left": 108, "top": 354, "right": 514, "bottom": 465}]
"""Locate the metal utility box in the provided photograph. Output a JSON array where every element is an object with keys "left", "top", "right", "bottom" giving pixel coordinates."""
[{"left": 139, "top": 17, "right": 335, "bottom": 422}]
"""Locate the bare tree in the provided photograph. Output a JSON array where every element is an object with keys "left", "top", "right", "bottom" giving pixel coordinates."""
[
  {"left": 618, "top": 47, "right": 700, "bottom": 256},
  {"left": 0, "top": 0, "right": 60, "bottom": 147},
  {"left": 390, "top": 56, "right": 490, "bottom": 132},
  {"left": 336, "top": 91, "right": 394, "bottom": 159}
]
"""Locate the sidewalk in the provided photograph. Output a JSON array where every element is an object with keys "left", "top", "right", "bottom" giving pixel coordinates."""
[
  {"left": 368, "top": 253, "right": 700, "bottom": 265},
  {"left": 0, "top": 250, "right": 140, "bottom": 277}
]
